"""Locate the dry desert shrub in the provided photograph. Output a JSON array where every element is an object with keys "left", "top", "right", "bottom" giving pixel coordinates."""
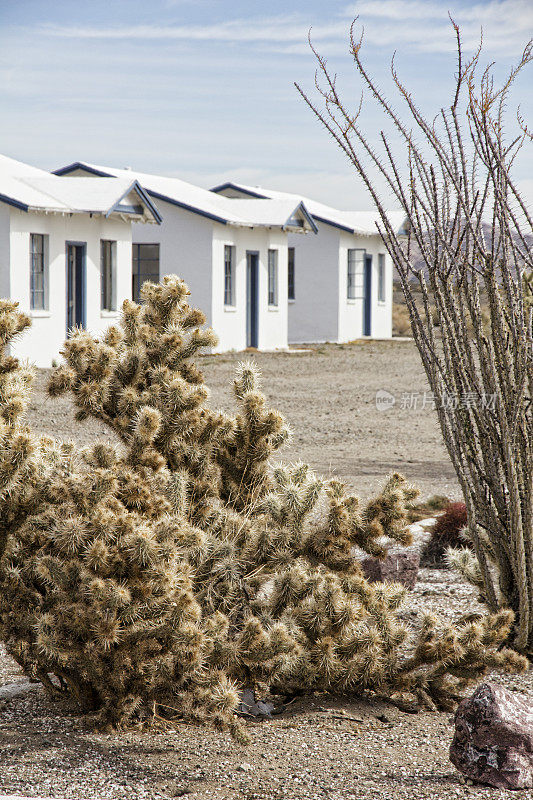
[
  {"left": 392, "top": 303, "right": 412, "bottom": 336},
  {"left": 0, "top": 281, "right": 527, "bottom": 735},
  {"left": 421, "top": 502, "right": 468, "bottom": 567}
]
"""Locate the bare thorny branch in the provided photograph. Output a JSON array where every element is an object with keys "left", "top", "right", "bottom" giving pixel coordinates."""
[{"left": 296, "top": 20, "right": 533, "bottom": 653}]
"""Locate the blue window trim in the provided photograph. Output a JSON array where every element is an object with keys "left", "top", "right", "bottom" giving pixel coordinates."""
[
  {"left": 65, "top": 240, "right": 87, "bottom": 332},
  {"left": 132, "top": 243, "right": 160, "bottom": 303},
  {"left": 224, "top": 244, "right": 235, "bottom": 306}
]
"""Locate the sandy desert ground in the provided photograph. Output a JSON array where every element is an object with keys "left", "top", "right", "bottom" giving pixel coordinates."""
[
  {"left": 0, "top": 340, "right": 530, "bottom": 800},
  {"left": 27, "top": 339, "right": 461, "bottom": 502}
]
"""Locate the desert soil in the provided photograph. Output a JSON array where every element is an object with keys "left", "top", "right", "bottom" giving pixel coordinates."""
[
  {"left": 27, "top": 339, "right": 461, "bottom": 501},
  {"left": 1, "top": 340, "right": 531, "bottom": 800}
]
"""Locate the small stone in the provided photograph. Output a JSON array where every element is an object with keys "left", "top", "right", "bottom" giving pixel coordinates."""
[
  {"left": 450, "top": 682, "right": 533, "bottom": 790},
  {"left": 237, "top": 763, "right": 253, "bottom": 772},
  {"left": 361, "top": 550, "right": 419, "bottom": 589}
]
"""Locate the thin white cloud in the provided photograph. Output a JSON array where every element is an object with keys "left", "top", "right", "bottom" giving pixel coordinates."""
[
  {"left": 38, "top": 0, "right": 533, "bottom": 56},
  {"left": 40, "top": 16, "right": 337, "bottom": 44},
  {"left": 345, "top": 0, "right": 450, "bottom": 21}
]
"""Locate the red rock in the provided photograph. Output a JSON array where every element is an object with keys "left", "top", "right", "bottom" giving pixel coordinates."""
[
  {"left": 360, "top": 550, "right": 419, "bottom": 589},
  {"left": 450, "top": 682, "right": 533, "bottom": 790}
]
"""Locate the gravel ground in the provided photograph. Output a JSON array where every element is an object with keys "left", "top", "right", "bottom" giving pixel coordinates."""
[
  {"left": 28, "top": 339, "right": 461, "bottom": 500},
  {"left": 1, "top": 340, "right": 531, "bottom": 800},
  {"left": 1, "top": 566, "right": 531, "bottom": 800}
]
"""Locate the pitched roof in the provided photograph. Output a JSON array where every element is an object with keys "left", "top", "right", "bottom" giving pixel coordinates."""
[
  {"left": 54, "top": 162, "right": 317, "bottom": 233},
  {"left": 0, "top": 154, "right": 161, "bottom": 222},
  {"left": 210, "top": 181, "right": 408, "bottom": 236}
]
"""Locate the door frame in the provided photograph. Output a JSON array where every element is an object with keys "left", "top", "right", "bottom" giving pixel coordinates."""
[
  {"left": 363, "top": 254, "right": 372, "bottom": 336},
  {"left": 246, "top": 250, "right": 259, "bottom": 348},
  {"left": 65, "top": 241, "right": 87, "bottom": 333}
]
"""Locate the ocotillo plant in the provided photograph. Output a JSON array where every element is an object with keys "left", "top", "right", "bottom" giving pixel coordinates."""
[
  {"left": 0, "top": 282, "right": 527, "bottom": 734},
  {"left": 297, "top": 23, "right": 533, "bottom": 652}
]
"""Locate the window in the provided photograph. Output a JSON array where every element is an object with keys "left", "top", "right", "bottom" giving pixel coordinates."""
[
  {"left": 347, "top": 248, "right": 365, "bottom": 299},
  {"left": 224, "top": 245, "right": 235, "bottom": 306},
  {"left": 30, "top": 233, "right": 48, "bottom": 310},
  {"left": 132, "top": 243, "right": 160, "bottom": 301},
  {"left": 268, "top": 249, "right": 278, "bottom": 306},
  {"left": 288, "top": 247, "right": 295, "bottom": 300},
  {"left": 101, "top": 240, "right": 117, "bottom": 311},
  {"left": 378, "top": 253, "right": 386, "bottom": 303}
]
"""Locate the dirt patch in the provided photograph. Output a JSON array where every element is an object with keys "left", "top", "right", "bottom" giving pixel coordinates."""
[
  {"left": 0, "top": 567, "right": 531, "bottom": 800},
  {"left": 3, "top": 340, "right": 528, "bottom": 799},
  {"left": 28, "top": 340, "right": 460, "bottom": 501}
]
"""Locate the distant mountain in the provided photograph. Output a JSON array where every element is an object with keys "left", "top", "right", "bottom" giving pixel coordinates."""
[{"left": 392, "top": 222, "right": 532, "bottom": 281}]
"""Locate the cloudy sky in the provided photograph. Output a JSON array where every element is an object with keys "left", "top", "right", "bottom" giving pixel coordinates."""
[{"left": 0, "top": 0, "right": 532, "bottom": 209}]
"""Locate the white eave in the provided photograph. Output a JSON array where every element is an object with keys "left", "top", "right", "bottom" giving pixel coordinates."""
[
  {"left": 0, "top": 155, "right": 160, "bottom": 223},
  {"left": 54, "top": 161, "right": 317, "bottom": 232}
]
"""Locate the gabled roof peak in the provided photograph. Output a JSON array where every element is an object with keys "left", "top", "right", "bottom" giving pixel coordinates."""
[
  {"left": 54, "top": 162, "right": 317, "bottom": 233},
  {"left": 211, "top": 180, "right": 408, "bottom": 236},
  {"left": 0, "top": 154, "right": 160, "bottom": 222}
]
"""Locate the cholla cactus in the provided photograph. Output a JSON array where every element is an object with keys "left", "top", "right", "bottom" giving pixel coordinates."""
[
  {"left": 0, "top": 280, "right": 527, "bottom": 736},
  {"left": 0, "top": 301, "right": 68, "bottom": 561},
  {"left": 48, "top": 277, "right": 225, "bottom": 524},
  {"left": 215, "top": 361, "right": 290, "bottom": 510}
]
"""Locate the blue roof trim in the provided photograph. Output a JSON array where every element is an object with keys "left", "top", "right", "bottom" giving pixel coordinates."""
[
  {"left": 55, "top": 163, "right": 228, "bottom": 224},
  {"left": 106, "top": 180, "right": 163, "bottom": 224},
  {"left": 53, "top": 162, "right": 113, "bottom": 177},
  {"left": 0, "top": 193, "right": 29, "bottom": 212},
  {"left": 312, "top": 214, "right": 354, "bottom": 234},
  {"left": 212, "top": 182, "right": 351, "bottom": 233},
  {"left": 146, "top": 189, "right": 228, "bottom": 225},
  {"left": 115, "top": 204, "right": 144, "bottom": 214},
  {"left": 293, "top": 201, "right": 318, "bottom": 234},
  {"left": 210, "top": 182, "right": 268, "bottom": 199}
]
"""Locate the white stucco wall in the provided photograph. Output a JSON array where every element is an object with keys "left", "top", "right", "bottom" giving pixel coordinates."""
[
  {"left": 286, "top": 221, "right": 340, "bottom": 344},
  {"left": 131, "top": 205, "right": 289, "bottom": 351},
  {"left": 7, "top": 209, "right": 132, "bottom": 367},
  {"left": 130, "top": 200, "right": 214, "bottom": 325},
  {"left": 211, "top": 225, "right": 289, "bottom": 351},
  {"left": 337, "top": 232, "right": 393, "bottom": 342},
  {"left": 364, "top": 236, "right": 393, "bottom": 339},
  {"left": 0, "top": 205, "right": 10, "bottom": 298},
  {"left": 337, "top": 231, "right": 364, "bottom": 343}
]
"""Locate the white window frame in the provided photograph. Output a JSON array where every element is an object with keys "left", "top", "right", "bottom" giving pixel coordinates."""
[
  {"left": 378, "top": 253, "right": 386, "bottom": 303},
  {"left": 288, "top": 247, "right": 295, "bottom": 301},
  {"left": 347, "top": 248, "right": 365, "bottom": 300},
  {"left": 268, "top": 249, "right": 278, "bottom": 307},
  {"left": 30, "top": 233, "right": 49, "bottom": 311},
  {"left": 101, "top": 240, "right": 117, "bottom": 312},
  {"left": 132, "top": 243, "right": 160, "bottom": 302},
  {"left": 224, "top": 244, "right": 235, "bottom": 306}
]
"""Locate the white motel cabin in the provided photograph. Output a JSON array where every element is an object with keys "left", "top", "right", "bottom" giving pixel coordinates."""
[
  {"left": 211, "top": 182, "right": 407, "bottom": 344},
  {"left": 54, "top": 162, "right": 317, "bottom": 352},
  {"left": 0, "top": 154, "right": 160, "bottom": 367}
]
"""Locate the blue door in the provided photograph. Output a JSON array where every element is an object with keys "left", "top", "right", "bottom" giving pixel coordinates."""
[
  {"left": 66, "top": 243, "right": 86, "bottom": 332},
  {"left": 363, "top": 254, "right": 372, "bottom": 336},
  {"left": 246, "top": 252, "right": 259, "bottom": 348}
]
